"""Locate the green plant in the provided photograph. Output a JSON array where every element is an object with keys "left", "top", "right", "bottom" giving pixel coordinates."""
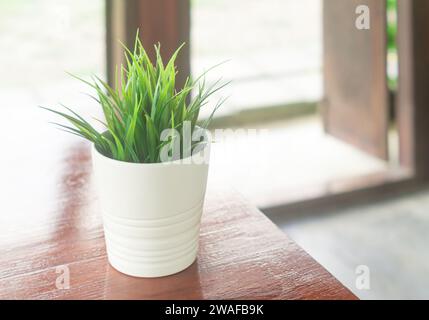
[
  {"left": 42, "top": 34, "right": 228, "bottom": 163},
  {"left": 386, "top": 0, "right": 398, "bottom": 89},
  {"left": 387, "top": 0, "right": 397, "bottom": 52}
]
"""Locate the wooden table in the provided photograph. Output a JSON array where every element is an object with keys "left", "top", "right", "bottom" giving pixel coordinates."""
[{"left": 0, "top": 108, "right": 356, "bottom": 299}]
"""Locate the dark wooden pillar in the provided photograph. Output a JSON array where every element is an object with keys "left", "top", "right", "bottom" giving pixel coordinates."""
[
  {"left": 106, "top": 0, "right": 190, "bottom": 88},
  {"left": 397, "top": 0, "right": 429, "bottom": 178},
  {"left": 322, "top": 0, "right": 389, "bottom": 160}
]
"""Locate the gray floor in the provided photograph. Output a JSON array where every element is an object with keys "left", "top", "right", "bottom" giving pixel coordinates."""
[{"left": 270, "top": 188, "right": 429, "bottom": 300}]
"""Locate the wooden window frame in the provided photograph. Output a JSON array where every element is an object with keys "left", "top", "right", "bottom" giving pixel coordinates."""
[
  {"left": 105, "top": 0, "right": 190, "bottom": 89},
  {"left": 268, "top": 0, "right": 429, "bottom": 217}
]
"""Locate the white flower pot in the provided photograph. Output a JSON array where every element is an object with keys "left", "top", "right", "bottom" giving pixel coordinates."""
[{"left": 92, "top": 144, "right": 210, "bottom": 278}]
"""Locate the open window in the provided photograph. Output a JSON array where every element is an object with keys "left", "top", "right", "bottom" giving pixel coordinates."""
[{"left": 105, "top": 0, "right": 429, "bottom": 214}]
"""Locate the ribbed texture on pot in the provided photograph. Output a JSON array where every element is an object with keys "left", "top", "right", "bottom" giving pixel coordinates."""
[{"left": 103, "top": 199, "right": 204, "bottom": 278}]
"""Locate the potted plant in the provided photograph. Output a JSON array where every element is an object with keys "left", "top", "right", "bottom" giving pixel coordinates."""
[{"left": 43, "top": 35, "right": 227, "bottom": 277}]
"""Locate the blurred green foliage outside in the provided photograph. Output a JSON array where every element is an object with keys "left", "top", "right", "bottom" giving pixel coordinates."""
[{"left": 387, "top": 0, "right": 397, "bottom": 89}]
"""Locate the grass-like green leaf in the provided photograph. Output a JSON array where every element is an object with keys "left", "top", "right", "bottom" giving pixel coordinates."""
[{"left": 42, "top": 32, "right": 228, "bottom": 163}]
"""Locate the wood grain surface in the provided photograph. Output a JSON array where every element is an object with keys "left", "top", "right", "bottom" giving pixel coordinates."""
[{"left": 0, "top": 107, "right": 356, "bottom": 300}]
